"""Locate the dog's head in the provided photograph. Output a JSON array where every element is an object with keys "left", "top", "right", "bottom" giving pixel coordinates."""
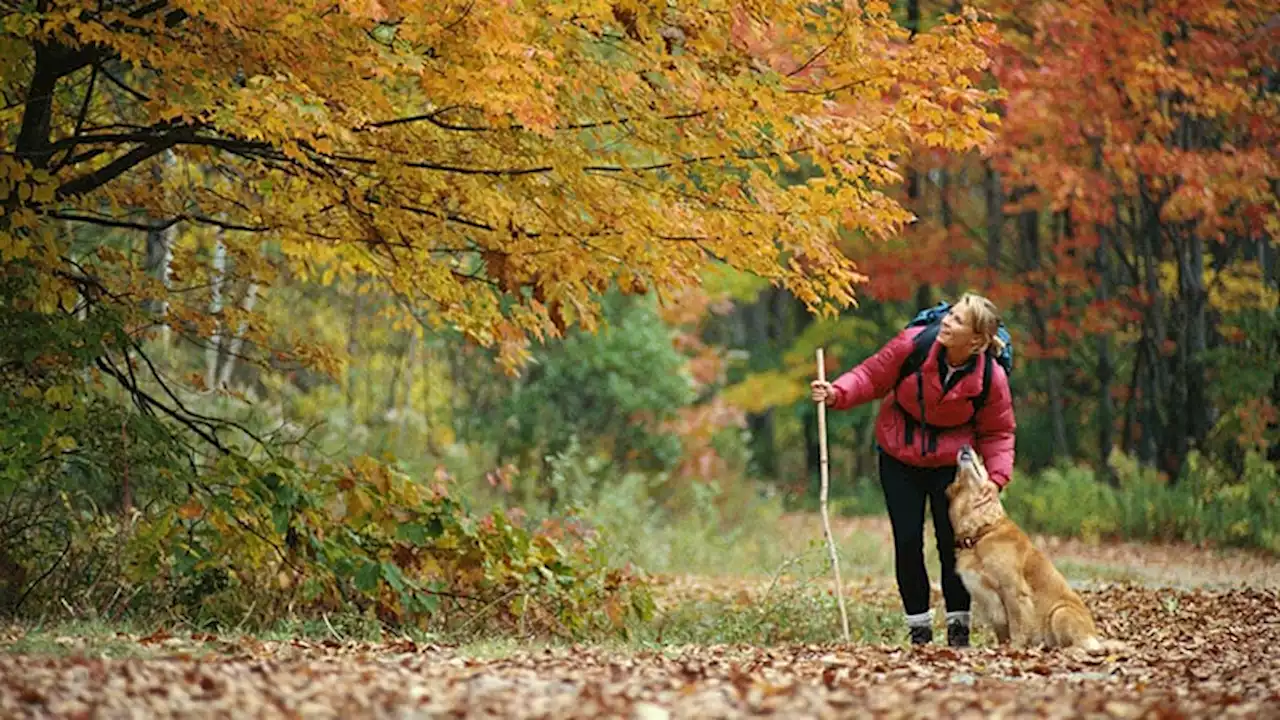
[
  {"left": 949, "top": 444, "right": 988, "bottom": 494},
  {"left": 946, "top": 444, "right": 1004, "bottom": 525}
]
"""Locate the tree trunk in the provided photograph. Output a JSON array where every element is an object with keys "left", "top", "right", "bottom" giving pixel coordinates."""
[
  {"left": 803, "top": 403, "right": 820, "bottom": 499},
  {"left": 746, "top": 287, "right": 778, "bottom": 480},
  {"left": 205, "top": 233, "right": 227, "bottom": 390},
  {"left": 907, "top": 163, "right": 932, "bottom": 310},
  {"left": 1094, "top": 226, "right": 1117, "bottom": 483},
  {"left": 427, "top": 338, "right": 445, "bottom": 456},
  {"left": 984, "top": 164, "right": 1004, "bottom": 278},
  {"left": 1272, "top": 321, "right": 1280, "bottom": 464},
  {"left": 345, "top": 276, "right": 364, "bottom": 417},
  {"left": 1174, "top": 228, "right": 1211, "bottom": 470},
  {"left": 143, "top": 222, "right": 176, "bottom": 342},
  {"left": 939, "top": 168, "right": 959, "bottom": 299},
  {"left": 1136, "top": 181, "right": 1168, "bottom": 469},
  {"left": 1121, "top": 349, "right": 1142, "bottom": 456},
  {"left": 13, "top": 43, "right": 60, "bottom": 171},
  {"left": 385, "top": 339, "right": 406, "bottom": 421},
  {"left": 1018, "top": 209, "right": 1069, "bottom": 459},
  {"left": 902, "top": 0, "right": 931, "bottom": 312},
  {"left": 397, "top": 332, "right": 418, "bottom": 421},
  {"left": 216, "top": 280, "right": 259, "bottom": 389},
  {"left": 1264, "top": 217, "right": 1278, "bottom": 288},
  {"left": 143, "top": 151, "right": 177, "bottom": 348}
]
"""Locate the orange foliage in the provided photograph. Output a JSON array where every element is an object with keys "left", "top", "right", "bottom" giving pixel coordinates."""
[{"left": 3, "top": 0, "right": 1000, "bottom": 374}]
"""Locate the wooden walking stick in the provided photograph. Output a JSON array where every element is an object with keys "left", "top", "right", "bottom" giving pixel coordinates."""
[{"left": 816, "top": 348, "right": 852, "bottom": 643}]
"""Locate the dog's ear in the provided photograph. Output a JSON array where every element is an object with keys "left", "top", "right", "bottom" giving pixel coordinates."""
[{"left": 945, "top": 478, "right": 959, "bottom": 499}]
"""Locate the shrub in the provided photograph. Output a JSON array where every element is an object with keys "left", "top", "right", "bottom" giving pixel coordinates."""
[
  {"left": 479, "top": 292, "right": 697, "bottom": 479},
  {"left": 0, "top": 281, "right": 196, "bottom": 616},
  {"left": 833, "top": 450, "right": 1278, "bottom": 555},
  {"left": 999, "top": 450, "right": 1280, "bottom": 553},
  {"left": 3, "top": 428, "right": 654, "bottom": 639},
  {"left": 528, "top": 439, "right": 796, "bottom": 578}
]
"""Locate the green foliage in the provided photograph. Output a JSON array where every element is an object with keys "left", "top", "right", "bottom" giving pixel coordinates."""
[
  {"left": 0, "top": 273, "right": 194, "bottom": 613},
  {"left": 486, "top": 292, "right": 696, "bottom": 475},
  {"left": 1199, "top": 306, "right": 1280, "bottom": 468},
  {"left": 1001, "top": 451, "right": 1279, "bottom": 553},
  {"left": 700, "top": 263, "right": 772, "bottom": 305},
  {"left": 1, "top": 261, "right": 700, "bottom": 640},
  {"left": 2, "top": 418, "right": 654, "bottom": 639},
  {"left": 831, "top": 478, "right": 888, "bottom": 517},
  {"left": 512, "top": 442, "right": 910, "bottom": 646},
  {"left": 0, "top": 395, "right": 192, "bottom": 615},
  {"left": 531, "top": 439, "right": 791, "bottom": 577},
  {"left": 1203, "top": 307, "right": 1279, "bottom": 411},
  {"left": 831, "top": 450, "right": 1279, "bottom": 554},
  {"left": 155, "top": 454, "right": 653, "bottom": 637}
]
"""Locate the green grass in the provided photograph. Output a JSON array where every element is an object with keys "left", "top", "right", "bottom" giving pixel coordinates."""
[
  {"left": 0, "top": 619, "right": 206, "bottom": 659},
  {"left": 1054, "top": 560, "right": 1146, "bottom": 586},
  {"left": 642, "top": 593, "right": 901, "bottom": 646}
]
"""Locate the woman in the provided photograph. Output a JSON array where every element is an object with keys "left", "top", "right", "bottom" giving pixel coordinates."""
[{"left": 811, "top": 293, "right": 1015, "bottom": 647}]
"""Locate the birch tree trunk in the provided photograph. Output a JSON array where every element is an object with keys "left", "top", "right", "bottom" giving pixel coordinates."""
[
  {"left": 205, "top": 232, "right": 227, "bottom": 391},
  {"left": 142, "top": 150, "right": 177, "bottom": 349},
  {"left": 216, "top": 280, "right": 259, "bottom": 390}
]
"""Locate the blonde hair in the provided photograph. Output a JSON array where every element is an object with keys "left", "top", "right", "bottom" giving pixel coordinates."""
[{"left": 954, "top": 293, "right": 1006, "bottom": 356}]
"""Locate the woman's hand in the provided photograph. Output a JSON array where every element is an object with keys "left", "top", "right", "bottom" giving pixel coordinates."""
[
  {"left": 975, "top": 480, "right": 1001, "bottom": 505},
  {"left": 810, "top": 380, "right": 835, "bottom": 406}
]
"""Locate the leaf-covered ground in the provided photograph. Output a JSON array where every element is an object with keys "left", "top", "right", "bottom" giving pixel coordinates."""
[{"left": 4, "top": 519, "right": 1279, "bottom": 718}]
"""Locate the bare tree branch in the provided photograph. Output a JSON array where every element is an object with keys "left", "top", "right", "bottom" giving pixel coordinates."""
[
  {"left": 95, "top": 63, "right": 152, "bottom": 103},
  {"left": 360, "top": 107, "right": 707, "bottom": 133},
  {"left": 50, "top": 210, "right": 274, "bottom": 233},
  {"left": 56, "top": 134, "right": 187, "bottom": 199}
]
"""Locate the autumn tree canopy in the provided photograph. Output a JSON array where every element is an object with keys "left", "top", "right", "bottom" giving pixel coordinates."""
[
  {"left": 698, "top": 0, "right": 1277, "bottom": 485},
  {"left": 3, "top": 0, "right": 998, "bottom": 374}
]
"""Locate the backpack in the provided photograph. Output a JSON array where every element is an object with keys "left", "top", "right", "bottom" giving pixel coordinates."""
[{"left": 895, "top": 301, "right": 1014, "bottom": 415}]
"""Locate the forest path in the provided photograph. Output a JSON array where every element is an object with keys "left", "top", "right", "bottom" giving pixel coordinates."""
[{"left": 4, "top": 516, "right": 1278, "bottom": 718}]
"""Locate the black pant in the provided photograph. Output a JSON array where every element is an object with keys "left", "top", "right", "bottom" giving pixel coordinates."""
[{"left": 879, "top": 451, "right": 970, "bottom": 617}]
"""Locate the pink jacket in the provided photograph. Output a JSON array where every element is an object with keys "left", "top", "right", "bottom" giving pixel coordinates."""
[{"left": 827, "top": 327, "right": 1017, "bottom": 487}]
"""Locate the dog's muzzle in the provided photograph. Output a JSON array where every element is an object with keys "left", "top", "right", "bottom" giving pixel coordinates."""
[{"left": 958, "top": 444, "right": 974, "bottom": 466}]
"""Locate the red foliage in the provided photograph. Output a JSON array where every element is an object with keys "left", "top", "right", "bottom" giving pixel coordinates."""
[
  {"left": 852, "top": 0, "right": 1277, "bottom": 362},
  {"left": 657, "top": 285, "right": 748, "bottom": 480}
]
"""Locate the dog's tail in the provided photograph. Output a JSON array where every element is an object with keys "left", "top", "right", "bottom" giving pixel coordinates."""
[
  {"left": 1048, "top": 603, "right": 1125, "bottom": 654},
  {"left": 1048, "top": 604, "right": 1095, "bottom": 645},
  {"left": 1077, "top": 636, "right": 1128, "bottom": 654}
]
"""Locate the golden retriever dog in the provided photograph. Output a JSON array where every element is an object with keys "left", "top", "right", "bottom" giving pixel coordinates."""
[{"left": 946, "top": 445, "right": 1118, "bottom": 652}]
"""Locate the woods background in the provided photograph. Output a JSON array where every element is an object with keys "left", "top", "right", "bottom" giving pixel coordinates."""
[{"left": 2, "top": 0, "right": 1276, "bottom": 634}]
